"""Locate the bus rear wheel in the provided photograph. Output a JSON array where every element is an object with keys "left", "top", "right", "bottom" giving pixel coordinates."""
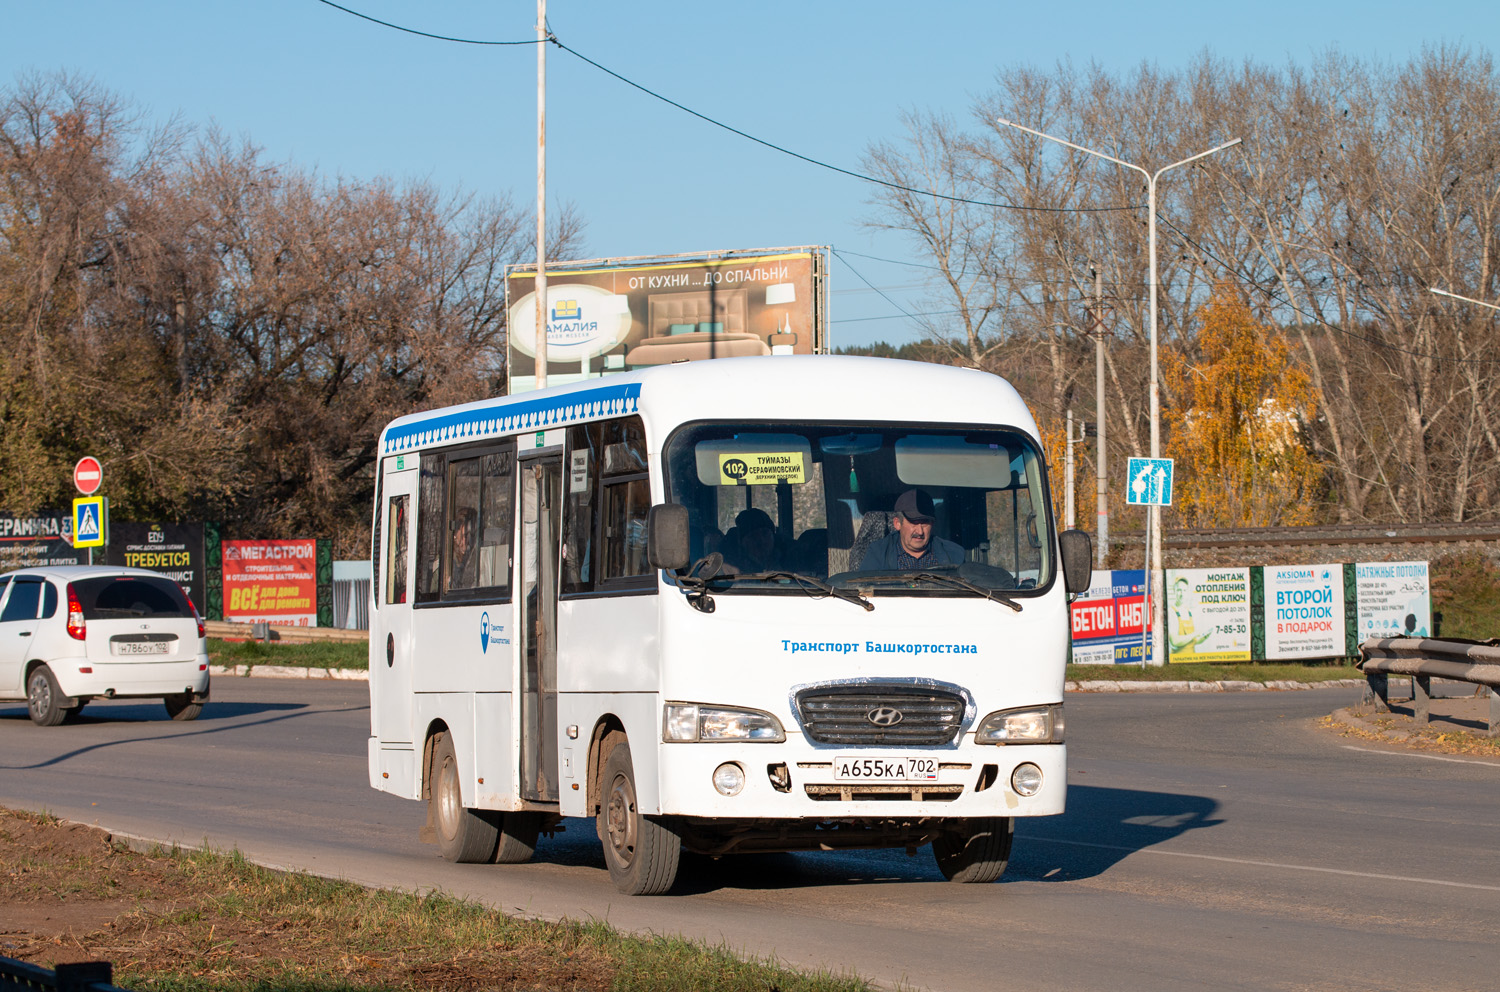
[
  {"left": 933, "top": 817, "right": 1013, "bottom": 883},
  {"left": 598, "top": 739, "right": 680, "bottom": 895},
  {"left": 493, "top": 812, "right": 540, "bottom": 864},
  {"left": 431, "top": 733, "right": 500, "bottom": 863}
]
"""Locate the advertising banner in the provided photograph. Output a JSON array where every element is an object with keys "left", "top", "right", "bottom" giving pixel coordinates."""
[
  {"left": 506, "top": 247, "right": 827, "bottom": 392},
  {"left": 0, "top": 513, "right": 82, "bottom": 572},
  {"left": 1165, "top": 567, "right": 1252, "bottom": 663},
  {"left": 1355, "top": 560, "right": 1432, "bottom": 639},
  {"left": 222, "top": 539, "right": 318, "bottom": 625},
  {"left": 104, "top": 523, "right": 207, "bottom": 614},
  {"left": 1070, "top": 569, "right": 1152, "bottom": 665},
  {"left": 1265, "top": 562, "right": 1346, "bottom": 659}
]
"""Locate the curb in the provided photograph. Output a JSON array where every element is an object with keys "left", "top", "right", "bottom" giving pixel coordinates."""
[
  {"left": 1065, "top": 677, "right": 1366, "bottom": 693},
  {"left": 210, "top": 664, "right": 368, "bottom": 681}
]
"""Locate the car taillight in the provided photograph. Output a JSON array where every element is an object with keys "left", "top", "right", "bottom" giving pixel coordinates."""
[
  {"left": 193, "top": 603, "right": 205, "bottom": 639},
  {"left": 66, "top": 583, "right": 86, "bottom": 640}
]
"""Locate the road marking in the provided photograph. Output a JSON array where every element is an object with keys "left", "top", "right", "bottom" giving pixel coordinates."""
[
  {"left": 1340, "top": 744, "right": 1500, "bottom": 767},
  {"left": 1023, "top": 836, "right": 1500, "bottom": 892}
]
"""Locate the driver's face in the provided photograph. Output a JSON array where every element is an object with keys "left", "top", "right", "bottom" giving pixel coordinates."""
[{"left": 894, "top": 514, "right": 931, "bottom": 556}]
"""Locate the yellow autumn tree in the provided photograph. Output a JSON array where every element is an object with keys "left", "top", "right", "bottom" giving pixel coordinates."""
[{"left": 1164, "top": 282, "right": 1322, "bottom": 527}]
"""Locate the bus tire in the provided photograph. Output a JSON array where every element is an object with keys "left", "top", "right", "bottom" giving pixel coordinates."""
[
  {"left": 599, "top": 740, "right": 680, "bottom": 895},
  {"left": 432, "top": 733, "right": 499, "bottom": 863},
  {"left": 493, "top": 812, "right": 540, "bottom": 864},
  {"left": 933, "top": 816, "right": 1013, "bottom": 883}
]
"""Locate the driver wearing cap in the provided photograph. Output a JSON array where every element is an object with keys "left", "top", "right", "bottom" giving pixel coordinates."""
[{"left": 860, "top": 489, "right": 965, "bottom": 570}]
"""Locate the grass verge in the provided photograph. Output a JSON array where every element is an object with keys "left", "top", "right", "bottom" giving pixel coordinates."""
[
  {"left": 2, "top": 806, "right": 877, "bottom": 992},
  {"left": 1068, "top": 661, "right": 1359, "bottom": 683},
  {"left": 208, "top": 638, "right": 368, "bottom": 670}
]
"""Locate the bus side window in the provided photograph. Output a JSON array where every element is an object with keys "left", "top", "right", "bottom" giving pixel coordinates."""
[
  {"left": 562, "top": 423, "right": 600, "bottom": 594},
  {"left": 476, "top": 449, "right": 514, "bottom": 596},
  {"left": 597, "top": 417, "right": 651, "bottom": 585},
  {"left": 386, "top": 495, "right": 409, "bottom": 605},
  {"left": 415, "top": 454, "right": 445, "bottom": 603}
]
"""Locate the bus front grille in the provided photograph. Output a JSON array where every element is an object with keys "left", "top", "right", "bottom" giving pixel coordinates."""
[{"left": 794, "top": 685, "right": 966, "bottom": 746}]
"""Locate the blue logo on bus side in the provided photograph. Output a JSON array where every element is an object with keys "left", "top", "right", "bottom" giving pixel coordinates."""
[{"left": 480, "top": 612, "right": 490, "bottom": 653}]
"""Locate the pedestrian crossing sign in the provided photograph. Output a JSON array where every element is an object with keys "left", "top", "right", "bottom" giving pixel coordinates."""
[{"left": 72, "top": 496, "right": 108, "bottom": 549}]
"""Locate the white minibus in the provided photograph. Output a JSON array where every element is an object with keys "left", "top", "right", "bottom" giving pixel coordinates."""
[{"left": 368, "top": 355, "right": 1092, "bottom": 894}]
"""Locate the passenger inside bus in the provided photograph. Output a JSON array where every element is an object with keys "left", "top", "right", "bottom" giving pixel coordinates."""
[{"left": 719, "top": 507, "right": 788, "bottom": 573}]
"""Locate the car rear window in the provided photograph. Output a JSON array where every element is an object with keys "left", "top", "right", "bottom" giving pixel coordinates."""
[{"left": 71, "top": 576, "right": 194, "bottom": 620}]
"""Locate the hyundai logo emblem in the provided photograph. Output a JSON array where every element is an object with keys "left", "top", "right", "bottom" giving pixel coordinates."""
[{"left": 866, "top": 706, "right": 904, "bottom": 727}]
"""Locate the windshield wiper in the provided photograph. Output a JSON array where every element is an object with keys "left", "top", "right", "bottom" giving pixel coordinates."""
[
  {"left": 857, "top": 571, "right": 1023, "bottom": 612},
  {"left": 909, "top": 572, "right": 1023, "bottom": 611},
  {"left": 707, "top": 570, "right": 874, "bottom": 612}
]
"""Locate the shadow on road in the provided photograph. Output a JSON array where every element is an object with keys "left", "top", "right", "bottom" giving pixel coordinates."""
[
  {"left": 1007, "top": 783, "right": 1223, "bottom": 882},
  {"left": 524, "top": 783, "right": 1224, "bottom": 893},
  {"left": 0, "top": 702, "right": 368, "bottom": 771}
]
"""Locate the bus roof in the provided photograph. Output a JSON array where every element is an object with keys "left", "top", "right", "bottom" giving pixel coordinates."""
[{"left": 379, "top": 355, "right": 1038, "bottom": 456}]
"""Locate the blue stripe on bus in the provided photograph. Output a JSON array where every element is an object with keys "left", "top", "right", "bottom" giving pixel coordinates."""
[{"left": 383, "top": 382, "right": 643, "bottom": 453}]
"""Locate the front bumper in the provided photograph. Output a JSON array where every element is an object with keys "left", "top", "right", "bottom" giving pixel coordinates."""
[{"left": 655, "top": 735, "right": 1065, "bottom": 820}]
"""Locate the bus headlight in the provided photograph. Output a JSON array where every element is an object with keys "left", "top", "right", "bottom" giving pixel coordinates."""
[
  {"left": 663, "top": 703, "right": 786, "bottom": 742},
  {"left": 974, "top": 704, "right": 1064, "bottom": 744}
]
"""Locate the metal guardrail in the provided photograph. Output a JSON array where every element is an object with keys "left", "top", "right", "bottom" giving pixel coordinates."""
[
  {"left": 0, "top": 958, "right": 130, "bottom": 992},
  {"left": 1110, "top": 520, "right": 1500, "bottom": 550},
  {"left": 203, "top": 619, "right": 368, "bottom": 645},
  {"left": 1357, "top": 636, "right": 1500, "bottom": 737}
]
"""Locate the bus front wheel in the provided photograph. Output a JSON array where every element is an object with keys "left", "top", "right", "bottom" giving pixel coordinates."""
[
  {"left": 598, "top": 739, "right": 680, "bottom": 895},
  {"left": 431, "top": 733, "right": 500, "bottom": 863},
  {"left": 933, "top": 816, "right": 1014, "bottom": 883}
]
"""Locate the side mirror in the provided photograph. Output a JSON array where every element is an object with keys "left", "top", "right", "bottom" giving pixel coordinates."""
[
  {"left": 1059, "top": 529, "right": 1094, "bottom": 596},
  {"left": 647, "top": 503, "right": 690, "bottom": 572}
]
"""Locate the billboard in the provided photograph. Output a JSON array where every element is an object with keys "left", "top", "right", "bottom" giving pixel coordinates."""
[
  {"left": 104, "top": 523, "right": 207, "bottom": 614},
  {"left": 1070, "top": 569, "right": 1152, "bottom": 665},
  {"left": 1165, "top": 567, "right": 1252, "bottom": 663},
  {"left": 222, "top": 539, "right": 318, "bottom": 626},
  {"left": 1264, "top": 562, "right": 1345, "bottom": 659},
  {"left": 1355, "top": 560, "right": 1431, "bottom": 639},
  {"left": 0, "top": 513, "right": 83, "bottom": 572},
  {"left": 506, "top": 247, "right": 828, "bottom": 392}
]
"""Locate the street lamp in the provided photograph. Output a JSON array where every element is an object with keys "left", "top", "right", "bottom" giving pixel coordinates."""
[
  {"left": 996, "top": 118, "right": 1240, "bottom": 666},
  {"left": 1431, "top": 287, "right": 1500, "bottom": 312}
]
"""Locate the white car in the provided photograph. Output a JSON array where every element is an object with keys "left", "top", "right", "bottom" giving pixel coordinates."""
[{"left": 0, "top": 566, "right": 210, "bottom": 726}]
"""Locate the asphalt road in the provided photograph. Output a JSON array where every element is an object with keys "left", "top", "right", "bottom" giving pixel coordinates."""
[{"left": 3, "top": 679, "right": 1498, "bottom": 991}]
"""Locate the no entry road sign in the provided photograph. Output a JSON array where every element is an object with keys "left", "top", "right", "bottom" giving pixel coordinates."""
[{"left": 74, "top": 456, "right": 102, "bottom": 495}]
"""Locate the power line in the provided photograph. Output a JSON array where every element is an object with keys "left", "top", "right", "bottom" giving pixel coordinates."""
[
  {"left": 832, "top": 251, "right": 922, "bottom": 324},
  {"left": 312, "top": 0, "right": 541, "bottom": 44},
  {"left": 308, "top": 2, "right": 1139, "bottom": 216}
]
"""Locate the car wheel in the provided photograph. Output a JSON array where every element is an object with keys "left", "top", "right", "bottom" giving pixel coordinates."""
[
  {"left": 26, "top": 665, "right": 68, "bottom": 727},
  {"left": 933, "top": 816, "right": 1013, "bottom": 883},
  {"left": 431, "top": 732, "right": 499, "bottom": 863},
  {"left": 163, "top": 694, "right": 203, "bottom": 721},
  {"left": 61, "top": 700, "right": 87, "bottom": 724},
  {"left": 598, "top": 738, "right": 680, "bottom": 895}
]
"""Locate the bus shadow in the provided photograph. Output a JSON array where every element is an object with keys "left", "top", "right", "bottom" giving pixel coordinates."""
[
  {"left": 0, "top": 700, "right": 309, "bottom": 725},
  {"left": 588, "top": 784, "right": 1224, "bottom": 894}
]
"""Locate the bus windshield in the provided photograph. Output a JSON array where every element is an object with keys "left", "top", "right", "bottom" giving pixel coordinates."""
[{"left": 663, "top": 422, "right": 1055, "bottom": 596}]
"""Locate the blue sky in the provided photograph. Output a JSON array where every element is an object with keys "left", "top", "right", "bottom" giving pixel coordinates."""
[{"left": 9, "top": 1, "right": 1496, "bottom": 348}]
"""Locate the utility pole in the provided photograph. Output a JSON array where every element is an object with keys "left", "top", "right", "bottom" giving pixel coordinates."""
[
  {"left": 534, "top": 0, "right": 548, "bottom": 389},
  {"left": 1065, "top": 410, "right": 1076, "bottom": 529},
  {"left": 1093, "top": 267, "right": 1108, "bottom": 564}
]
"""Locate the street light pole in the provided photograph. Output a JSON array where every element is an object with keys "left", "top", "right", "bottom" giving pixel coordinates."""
[
  {"left": 995, "top": 119, "right": 1240, "bottom": 665},
  {"left": 1431, "top": 287, "right": 1500, "bottom": 312}
]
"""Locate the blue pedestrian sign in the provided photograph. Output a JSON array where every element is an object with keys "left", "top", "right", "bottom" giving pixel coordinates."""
[
  {"left": 1126, "top": 457, "right": 1174, "bottom": 506},
  {"left": 72, "top": 496, "right": 108, "bottom": 549}
]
